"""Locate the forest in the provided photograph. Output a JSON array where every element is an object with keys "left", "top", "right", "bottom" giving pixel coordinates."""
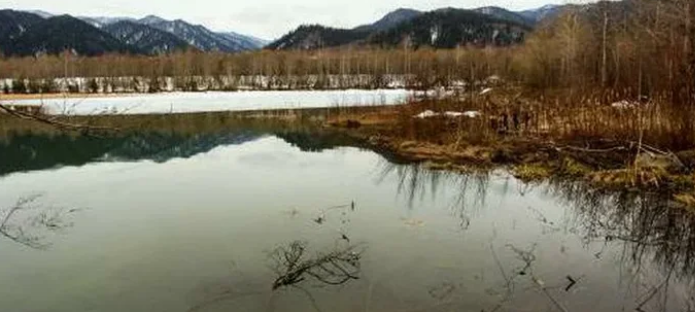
[{"left": 1, "top": 0, "right": 694, "bottom": 151}]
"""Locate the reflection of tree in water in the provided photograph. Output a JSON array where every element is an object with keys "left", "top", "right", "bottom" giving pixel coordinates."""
[
  {"left": 376, "top": 159, "right": 490, "bottom": 229},
  {"left": 0, "top": 194, "right": 77, "bottom": 249},
  {"left": 376, "top": 162, "right": 695, "bottom": 310},
  {"left": 0, "top": 131, "right": 264, "bottom": 177},
  {"left": 545, "top": 180, "right": 695, "bottom": 310}
]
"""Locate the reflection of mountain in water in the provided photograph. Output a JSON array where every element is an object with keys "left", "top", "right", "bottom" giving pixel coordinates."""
[
  {"left": 103, "top": 131, "right": 263, "bottom": 162},
  {"left": 0, "top": 131, "right": 264, "bottom": 176},
  {"left": 276, "top": 131, "right": 410, "bottom": 165}
]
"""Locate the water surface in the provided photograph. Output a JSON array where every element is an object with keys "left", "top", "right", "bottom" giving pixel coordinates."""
[{"left": 0, "top": 123, "right": 693, "bottom": 312}]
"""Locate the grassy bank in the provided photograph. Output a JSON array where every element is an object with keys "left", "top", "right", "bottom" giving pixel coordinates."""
[
  {"left": 2, "top": 87, "right": 695, "bottom": 211},
  {"left": 324, "top": 88, "right": 695, "bottom": 212}
]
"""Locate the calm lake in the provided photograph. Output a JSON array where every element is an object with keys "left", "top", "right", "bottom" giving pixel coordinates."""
[{"left": 0, "top": 116, "right": 693, "bottom": 312}]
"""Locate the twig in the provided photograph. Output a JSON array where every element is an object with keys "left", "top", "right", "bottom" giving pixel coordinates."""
[
  {"left": 270, "top": 241, "right": 362, "bottom": 290},
  {"left": 293, "top": 285, "right": 324, "bottom": 312},
  {"left": 635, "top": 267, "right": 674, "bottom": 312},
  {"left": 536, "top": 281, "right": 570, "bottom": 312},
  {"left": 490, "top": 243, "right": 512, "bottom": 295}
]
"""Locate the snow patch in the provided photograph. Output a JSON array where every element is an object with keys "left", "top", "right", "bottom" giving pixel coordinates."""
[{"left": 2, "top": 90, "right": 412, "bottom": 116}]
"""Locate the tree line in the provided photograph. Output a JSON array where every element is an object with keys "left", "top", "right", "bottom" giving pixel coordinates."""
[{"left": 0, "top": 0, "right": 691, "bottom": 99}]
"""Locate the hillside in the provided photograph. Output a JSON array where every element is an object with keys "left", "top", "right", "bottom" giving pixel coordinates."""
[
  {"left": 6, "top": 15, "right": 139, "bottom": 57},
  {"left": 266, "top": 25, "right": 371, "bottom": 50},
  {"left": 2, "top": 10, "right": 266, "bottom": 57},
  {"left": 0, "top": 10, "right": 45, "bottom": 43},
  {"left": 519, "top": 4, "right": 563, "bottom": 22},
  {"left": 104, "top": 21, "right": 193, "bottom": 54},
  {"left": 353, "top": 8, "right": 423, "bottom": 33},
  {"left": 269, "top": 7, "right": 534, "bottom": 50},
  {"left": 138, "top": 17, "right": 260, "bottom": 52},
  {"left": 473, "top": 6, "right": 535, "bottom": 27},
  {"left": 370, "top": 8, "right": 531, "bottom": 48}
]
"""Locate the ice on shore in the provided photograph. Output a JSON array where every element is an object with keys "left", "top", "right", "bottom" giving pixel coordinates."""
[{"left": 1, "top": 90, "right": 411, "bottom": 116}]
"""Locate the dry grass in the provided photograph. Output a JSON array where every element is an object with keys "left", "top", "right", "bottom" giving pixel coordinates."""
[{"left": 513, "top": 164, "right": 553, "bottom": 182}]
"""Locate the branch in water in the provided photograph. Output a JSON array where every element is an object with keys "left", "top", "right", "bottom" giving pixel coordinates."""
[
  {"left": 270, "top": 241, "right": 362, "bottom": 290},
  {"left": 0, "top": 194, "right": 77, "bottom": 250}
]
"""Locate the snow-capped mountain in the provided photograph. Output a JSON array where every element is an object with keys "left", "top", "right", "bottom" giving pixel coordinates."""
[
  {"left": 104, "top": 21, "right": 193, "bottom": 54},
  {"left": 219, "top": 32, "right": 270, "bottom": 49},
  {"left": 353, "top": 8, "right": 422, "bottom": 32},
  {"left": 137, "top": 16, "right": 263, "bottom": 52},
  {"left": 519, "top": 4, "right": 562, "bottom": 22},
  {"left": 26, "top": 10, "right": 53, "bottom": 18},
  {"left": 6, "top": 14, "right": 138, "bottom": 57},
  {"left": 473, "top": 6, "right": 535, "bottom": 27},
  {"left": 78, "top": 16, "right": 135, "bottom": 28},
  {"left": 269, "top": 6, "right": 532, "bottom": 50},
  {"left": 14, "top": 11, "right": 267, "bottom": 53},
  {"left": 138, "top": 15, "right": 168, "bottom": 25}
]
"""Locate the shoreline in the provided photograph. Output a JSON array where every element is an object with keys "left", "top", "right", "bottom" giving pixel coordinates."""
[
  {"left": 321, "top": 109, "right": 695, "bottom": 212},
  {"left": 2, "top": 102, "right": 695, "bottom": 212}
]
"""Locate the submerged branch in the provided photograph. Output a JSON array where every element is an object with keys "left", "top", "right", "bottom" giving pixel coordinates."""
[
  {"left": 270, "top": 241, "right": 362, "bottom": 290},
  {"left": 0, "top": 194, "right": 77, "bottom": 250}
]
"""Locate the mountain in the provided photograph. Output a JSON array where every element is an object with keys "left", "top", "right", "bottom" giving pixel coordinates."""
[
  {"left": 104, "top": 21, "right": 193, "bottom": 54},
  {"left": 370, "top": 8, "right": 531, "bottom": 48},
  {"left": 269, "top": 7, "right": 532, "bottom": 50},
  {"left": 473, "top": 6, "right": 535, "bottom": 27},
  {"left": 137, "top": 15, "right": 168, "bottom": 25},
  {"left": 26, "top": 10, "right": 53, "bottom": 18},
  {"left": 354, "top": 8, "right": 422, "bottom": 32},
  {"left": 79, "top": 16, "right": 135, "bottom": 28},
  {"left": 519, "top": 4, "right": 562, "bottom": 22},
  {"left": 219, "top": 32, "right": 270, "bottom": 50},
  {"left": 0, "top": 10, "right": 44, "bottom": 43},
  {"left": 6, "top": 15, "right": 139, "bottom": 57},
  {"left": 138, "top": 16, "right": 262, "bottom": 52},
  {"left": 267, "top": 25, "right": 371, "bottom": 50},
  {"left": 270, "top": 8, "right": 423, "bottom": 50}
]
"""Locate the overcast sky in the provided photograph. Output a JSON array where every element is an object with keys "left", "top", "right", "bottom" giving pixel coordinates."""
[{"left": 5, "top": 0, "right": 574, "bottom": 40}]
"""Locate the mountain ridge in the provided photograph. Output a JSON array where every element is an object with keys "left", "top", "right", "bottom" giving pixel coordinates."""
[
  {"left": 1, "top": 4, "right": 572, "bottom": 56},
  {"left": 7, "top": 10, "right": 268, "bottom": 55},
  {"left": 103, "top": 20, "right": 193, "bottom": 54},
  {"left": 5, "top": 14, "right": 139, "bottom": 57},
  {"left": 269, "top": 5, "right": 541, "bottom": 50}
]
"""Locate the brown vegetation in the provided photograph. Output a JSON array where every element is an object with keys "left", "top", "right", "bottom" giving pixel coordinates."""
[{"left": 1, "top": 0, "right": 693, "bottom": 203}]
